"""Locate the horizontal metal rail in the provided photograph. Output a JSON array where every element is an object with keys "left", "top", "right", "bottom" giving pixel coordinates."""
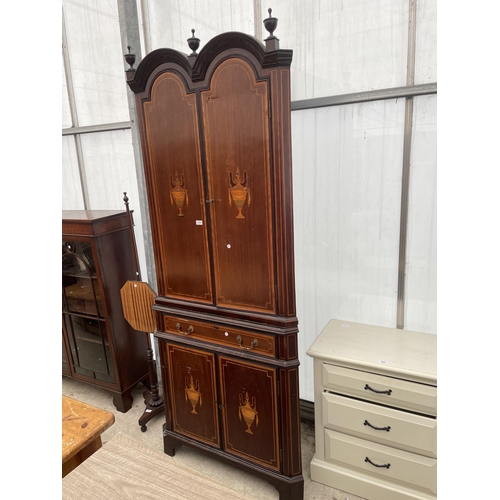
[
  {"left": 62, "top": 121, "right": 132, "bottom": 136},
  {"left": 61, "top": 84, "right": 437, "bottom": 136},
  {"left": 291, "top": 83, "right": 436, "bottom": 111}
]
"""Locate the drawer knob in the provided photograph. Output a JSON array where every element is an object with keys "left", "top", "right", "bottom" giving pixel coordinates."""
[
  {"left": 365, "top": 457, "right": 391, "bottom": 469},
  {"left": 364, "top": 419, "right": 391, "bottom": 432},
  {"left": 236, "top": 335, "right": 258, "bottom": 350},
  {"left": 364, "top": 384, "right": 392, "bottom": 395},
  {"left": 175, "top": 322, "right": 194, "bottom": 335}
]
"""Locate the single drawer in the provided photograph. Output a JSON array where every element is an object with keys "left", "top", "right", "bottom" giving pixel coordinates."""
[
  {"left": 322, "top": 364, "right": 437, "bottom": 416},
  {"left": 163, "top": 315, "right": 276, "bottom": 357},
  {"left": 324, "top": 429, "right": 437, "bottom": 497},
  {"left": 322, "top": 392, "right": 437, "bottom": 458}
]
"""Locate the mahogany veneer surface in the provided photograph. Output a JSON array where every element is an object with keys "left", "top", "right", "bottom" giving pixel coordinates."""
[{"left": 127, "top": 28, "right": 304, "bottom": 500}]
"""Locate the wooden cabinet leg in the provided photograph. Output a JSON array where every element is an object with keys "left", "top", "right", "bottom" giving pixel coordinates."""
[
  {"left": 112, "top": 389, "right": 134, "bottom": 413},
  {"left": 267, "top": 476, "right": 304, "bottom": 500},
  {"left": 163, "top": 425, "right": 182, "bottom": 457}
]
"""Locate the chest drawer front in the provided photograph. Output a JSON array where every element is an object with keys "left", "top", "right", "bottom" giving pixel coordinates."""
[
  {"left": 322, "top": 393, "right": 437, "bottom": 458},
  {"left": 163, "top": 315, "right": 276, "bottom": 357},
  {"left": 325, "top": 429, "right": 437, "bottom": 497},
  {"left": 322, "top": 364, "right": 437, "bottom": 416}
]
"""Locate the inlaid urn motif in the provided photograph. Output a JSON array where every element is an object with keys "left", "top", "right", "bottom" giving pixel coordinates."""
[
  {"left": 170, "top": 171, "right": 188, "bottom": 216},
  {"left": 185, "top": 374, "right": 202, "bottom": 414},
  {"left": 239, "top": 391, "right": 258, "bottom": 434},
  {"left": 228, "top": 168, "right": 251, "bottom": 218}
]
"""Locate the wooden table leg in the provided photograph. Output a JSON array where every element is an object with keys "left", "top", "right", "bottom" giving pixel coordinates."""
[{"left": 62, "top": 436, "right": 103, "bottom": 478}]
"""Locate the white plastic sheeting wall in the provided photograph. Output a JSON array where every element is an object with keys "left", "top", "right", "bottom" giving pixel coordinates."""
[
  {"left": 292, "top": 99, "right": 407, "bottom": 400},
  {"left": 63, "top": 0, "right": 130, "bottom": 126},
  {"left": 404, "top": 94, "right": 437, "bottom": 333},
  {"left": 414, "top": 0, "right": 437, "bottom": 84},
  {"left": 62, "top": 136, "right": 84, "bottom": 207},
  {"left": 62, "top": 0, "right": 437, "bottom": 403},
  {"left": 62, "top": 0, "right": 148, "bottom": 275},
  {"left": 261, "top": 0, "right": 409, "bottom": 100},
  {"left": 146, "top": 0, "right": 255, "bottom": 52}
]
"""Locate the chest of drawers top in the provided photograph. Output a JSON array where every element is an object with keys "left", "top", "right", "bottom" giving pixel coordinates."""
[{"left": 307, "top": 319, "right": 436, "bottom": 386}]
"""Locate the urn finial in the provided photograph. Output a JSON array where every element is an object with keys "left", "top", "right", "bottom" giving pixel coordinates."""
[
  {"left": 263, "top": 8, "right": 278, "bottom": 37},
  {"left": 124, "top": 46, "right": 136, "bottom": 70},
  {"left": 263, "top": 8, "right": 280, "bottom": 50},
  {"left": 187, "top": 29, "right": 200, "bottom": 56}
]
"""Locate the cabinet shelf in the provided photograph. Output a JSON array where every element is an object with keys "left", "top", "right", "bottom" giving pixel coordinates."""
[
  {"left": 74, "top": 332, "right": 110, "bottom": 347},
  {"left": 63, "top": 309, "right": 103, "bottom": 320},
  {"left": 62, "top": 271, "right": 97, "bottom": 279}
]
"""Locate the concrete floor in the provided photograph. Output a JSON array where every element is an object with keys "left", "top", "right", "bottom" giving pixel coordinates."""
[{"left": 62, "top": 377, "right": 366, "bottom": 500}]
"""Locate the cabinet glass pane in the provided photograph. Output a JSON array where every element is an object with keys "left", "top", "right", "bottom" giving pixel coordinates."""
[
  {"left": 62, "top": 335, "right": 69, "bottom": 372},
  {"left": 62, "top": 241, "right": 96, "bottom": 274},
  {"left": 63, "top": 277, "right": 102, "bottom": 317},
  {"left": 62, "top": 242, "right": 102, "bottom": 317},
  {"left": 64, "top": 314, "right": 115, "bottom": 383}
]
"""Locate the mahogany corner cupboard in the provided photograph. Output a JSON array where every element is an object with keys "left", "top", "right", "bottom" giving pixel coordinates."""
[
  {"left": 125, "top": 20, "right": 304, "bottom": 499},
  {"left": 62, "top": 210, "right": 149, "bottom": 412}
]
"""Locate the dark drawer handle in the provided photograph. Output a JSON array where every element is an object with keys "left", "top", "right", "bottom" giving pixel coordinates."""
[
  {"left": 365, "top": 457, "right": 391, "bottom": 469},
  {"left": 236, "top": 335, "right": 258, "bottom": 350},
  {"left": 175, "top": 323, "right": 194, "bottom": 336},
  {"left": 364, "top": 384, "right": 392, "bottom": 395},
  {"left": 364, "top": 420, "right": 391, "bottom": 432}
]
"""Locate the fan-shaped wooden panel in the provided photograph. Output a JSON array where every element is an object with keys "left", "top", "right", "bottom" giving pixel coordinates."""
[{"left": 120, "top": 281, "right": 157, "bottom": 333}]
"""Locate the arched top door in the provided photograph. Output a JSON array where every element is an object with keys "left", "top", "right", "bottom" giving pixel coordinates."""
[{"left": 202, "top": 58, "right": 275, "bottom": 313}]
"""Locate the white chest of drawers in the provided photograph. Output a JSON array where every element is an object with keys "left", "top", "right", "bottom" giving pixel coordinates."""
[{"left": 307, "top": 320, "right": 437, "bottom": 500}]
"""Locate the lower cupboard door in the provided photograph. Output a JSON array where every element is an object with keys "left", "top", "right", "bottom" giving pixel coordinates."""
[
  {"left": 166, "top": 343, "right": 220, "bottom": 447},
  {"left": 219, "top": 356, "right": 280, "bottom": 471}
]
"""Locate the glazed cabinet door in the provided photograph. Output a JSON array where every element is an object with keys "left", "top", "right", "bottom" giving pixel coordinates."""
[
  {"left": 142, "top": 72, "right": 212, "bottom": 303},
  {"left": 62, "top": 240, "right": 115, "bottom": 383},
  {"left": 201, "top": 58, "right": 276, "bottom": 314},
  {"left": 218, "top": 356, "right": 280, "bottom": 471},
  {"left": 165, "top": 343, "right": 220, "bottom": 448}
]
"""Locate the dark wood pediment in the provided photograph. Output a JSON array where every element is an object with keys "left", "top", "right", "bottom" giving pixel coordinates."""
[{"left": 126, "top": 32, "right": 293, "bottom": 94}]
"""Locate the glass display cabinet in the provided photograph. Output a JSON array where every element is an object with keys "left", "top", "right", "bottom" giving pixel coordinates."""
[{"left": 62, "top": 210, "right": 149, "bottom": 412}]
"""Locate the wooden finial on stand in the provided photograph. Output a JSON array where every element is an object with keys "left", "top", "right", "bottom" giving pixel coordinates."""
[
  {"left": 121, "top": 193, "right": 164, "bottom": 432},
  {"left": 123, "top": 192, "right": 141, "bottom": 281}
]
